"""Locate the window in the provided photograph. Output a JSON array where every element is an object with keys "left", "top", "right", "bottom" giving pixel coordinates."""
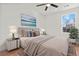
[{"left": 61, "top": 13, "right": 75, "bottom": 32}]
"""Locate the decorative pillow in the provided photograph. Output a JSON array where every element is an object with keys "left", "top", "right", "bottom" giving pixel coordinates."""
[
  {"left": 32, "top": 29, "right": 40, "bottom": 36},
  {"left": 32, "top": 31, "right": 37, "bottom": 37},
  {"left": 18, "top": 27, "right": 40, "bottom": 37},
  {"left": 29, "top": 31, "right": 33, "bottom": 37},
  {"left": 20, "top": 30, "right": 27, "bottom": 37},
  {"left": 21, "top": 29, "right": 25, "bottom": 37}
]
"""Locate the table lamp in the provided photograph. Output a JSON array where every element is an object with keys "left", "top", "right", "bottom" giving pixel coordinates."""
[
  {"left": 9, "top": 26, "right": 17, "bottom": 40},
  {"left": 40, "top": 29, "right": 46, "bottom": 35}
]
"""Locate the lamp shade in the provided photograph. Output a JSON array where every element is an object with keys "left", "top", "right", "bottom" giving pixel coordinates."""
[
  {"left": 9, "top": 26, "right": 17, "bottom": 33},
  {"left": 40, "top": 28, "right": 45, "bottom": 35},
  {"left": 41, "top": 29, "right": 45, "bottom": 32}
]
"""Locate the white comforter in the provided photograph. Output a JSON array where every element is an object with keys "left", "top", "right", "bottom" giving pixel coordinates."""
[{"left": 20, "top": 35, "right": 68, "bottom": 56}]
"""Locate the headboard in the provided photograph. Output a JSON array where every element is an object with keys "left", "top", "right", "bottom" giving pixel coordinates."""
[{"left": 18, "top": 27, "right": 40, "bottom": 37}]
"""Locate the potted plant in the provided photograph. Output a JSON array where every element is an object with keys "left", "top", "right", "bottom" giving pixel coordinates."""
[{"left": 69, "top": 27, "right": 78, "bottom": 43}]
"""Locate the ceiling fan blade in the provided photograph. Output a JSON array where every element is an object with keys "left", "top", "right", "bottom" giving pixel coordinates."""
[
  {"left": 45, "top": 6, "right": 48, "bottom": 11},
  {"left": 36, "top": 4, "right": 46, "bottom": 7},
  {"left": 50, "top": 4, "right": 58, "bottom": 8}
]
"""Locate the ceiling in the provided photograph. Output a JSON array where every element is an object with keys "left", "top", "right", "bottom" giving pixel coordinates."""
[
  {"left": 34, "top": 3, "right": 79, "bottom": 13},
  {"left": 0, "top": 3, "right": 79, "bottom": 13}
]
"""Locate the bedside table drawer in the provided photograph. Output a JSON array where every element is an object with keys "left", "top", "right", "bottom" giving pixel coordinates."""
[{"left": 6, "top": 39, "right": 20, "bottom": 51}]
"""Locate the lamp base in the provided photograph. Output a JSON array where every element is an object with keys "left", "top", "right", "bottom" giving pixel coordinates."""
[{"left": 12, "top": 33, "right": 15, "bottom": 40}]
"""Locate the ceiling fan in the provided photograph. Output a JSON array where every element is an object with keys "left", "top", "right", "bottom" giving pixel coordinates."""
[{"left": 36, "top": 3, "right": 58, "bottom": 11}]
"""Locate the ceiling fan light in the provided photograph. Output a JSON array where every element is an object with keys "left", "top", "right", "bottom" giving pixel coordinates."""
[{"left": 47, "top": 4, "right": 50, "bottom": 7}]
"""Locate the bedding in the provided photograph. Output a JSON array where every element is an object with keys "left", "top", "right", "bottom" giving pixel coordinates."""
[
  {"left": 20, "top": 37, "right": 38, "bottom": 49},
  {"left": 18, "top": 27, "right": 40, "bottom": 37},
  {"left": 20, "top": 35, "right": 68, "bottom": 56}
]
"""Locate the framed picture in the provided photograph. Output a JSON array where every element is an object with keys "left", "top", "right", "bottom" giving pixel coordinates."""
[
  {"left": 21, "top": 14, "right": 36, "bottom": 27},
  {"left": 61, "top": 13, "right": 75, "bottom": 32}
]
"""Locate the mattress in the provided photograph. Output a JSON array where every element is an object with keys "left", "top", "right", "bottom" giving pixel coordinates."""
[{"left": 20, "top": 35, "right": 68, "bottom": 56}]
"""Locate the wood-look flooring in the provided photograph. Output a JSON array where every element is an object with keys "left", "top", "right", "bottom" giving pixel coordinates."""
[
  {"left": 0, "top": 46, "right": 79, "bottom": 56},
  {"left": 75, "top": 45, "right": 79, "bottom": 56},
  {"left": 0, "top": 48, "right": 24, "bottom": 56}
]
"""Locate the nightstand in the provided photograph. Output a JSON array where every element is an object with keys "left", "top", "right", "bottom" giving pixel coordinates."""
[{"left": 6, "top": 38, "right": 20, "bottom": 51}]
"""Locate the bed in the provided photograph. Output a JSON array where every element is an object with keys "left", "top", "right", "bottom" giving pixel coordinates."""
[{"left": 18, "top": 27, "right": 69, "bottom": 56}]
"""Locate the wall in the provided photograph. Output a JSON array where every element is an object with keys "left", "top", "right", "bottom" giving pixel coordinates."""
[
  {"left": 0, "top": 4, "right": 1, "bottom": 39},
  {"left": 0, "top": 3, "right": 41, "bottom": 51},
  {"left": 39, "top": 7, "right": 79, "bottom": 37},
  {"left": 0, "top": 5, "right": 1, "bottom": 50},
  {"left": 0, "top": 3, "right": 79, "bottom": 51},
  {"left": 0, "top": 4, "right": 6, "bottom": 51}
]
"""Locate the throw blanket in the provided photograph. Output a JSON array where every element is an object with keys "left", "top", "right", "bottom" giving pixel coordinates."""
[{"left": 24, "top": 35, "right": 54, "bottom": 56}]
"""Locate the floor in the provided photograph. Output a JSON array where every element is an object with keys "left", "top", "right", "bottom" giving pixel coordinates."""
[
  {"left": 0, "top": 48, "right": 24, "bottom": 56},
  {"left": 0, "top": 46, "right": 79, "bottom": 56},
  {"left": 75, "top": 45, "right": 79, "bottom": 56}
]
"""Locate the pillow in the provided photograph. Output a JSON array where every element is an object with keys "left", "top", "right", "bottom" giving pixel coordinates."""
[
  {"left": 21, "top": 30, "right": 25, "bottom": 37},
  {"left": 29, "top": 31, "right": 32, "bottom": 37},
  {"left": 18, "top": 27, "right": 40, "bottom": 37},
  {"left": 32, "top": 31, "right": 37, "bottom": 37},
  {"left": 32, "top": 29, "right": 40, "bottom": 36},
  {"left": 18, "top": 28, "right": 27, "bottom": 37}
]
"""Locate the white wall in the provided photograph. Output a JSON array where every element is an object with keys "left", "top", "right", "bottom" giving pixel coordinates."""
[
  {"left": 0, "top": 7, "right": 1, "bottom": 38},
  {"left": 0, "top": 3, "right": 46, "bottom": 51},
  {"left": 0, "top": 4, "right": 6, "bottom": 51},
  {"left": 39, "top": 7, "right": 79, "bottom": 37},
  {"left": 0, "top": 3, "right": 79, "bottom": 51}
]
